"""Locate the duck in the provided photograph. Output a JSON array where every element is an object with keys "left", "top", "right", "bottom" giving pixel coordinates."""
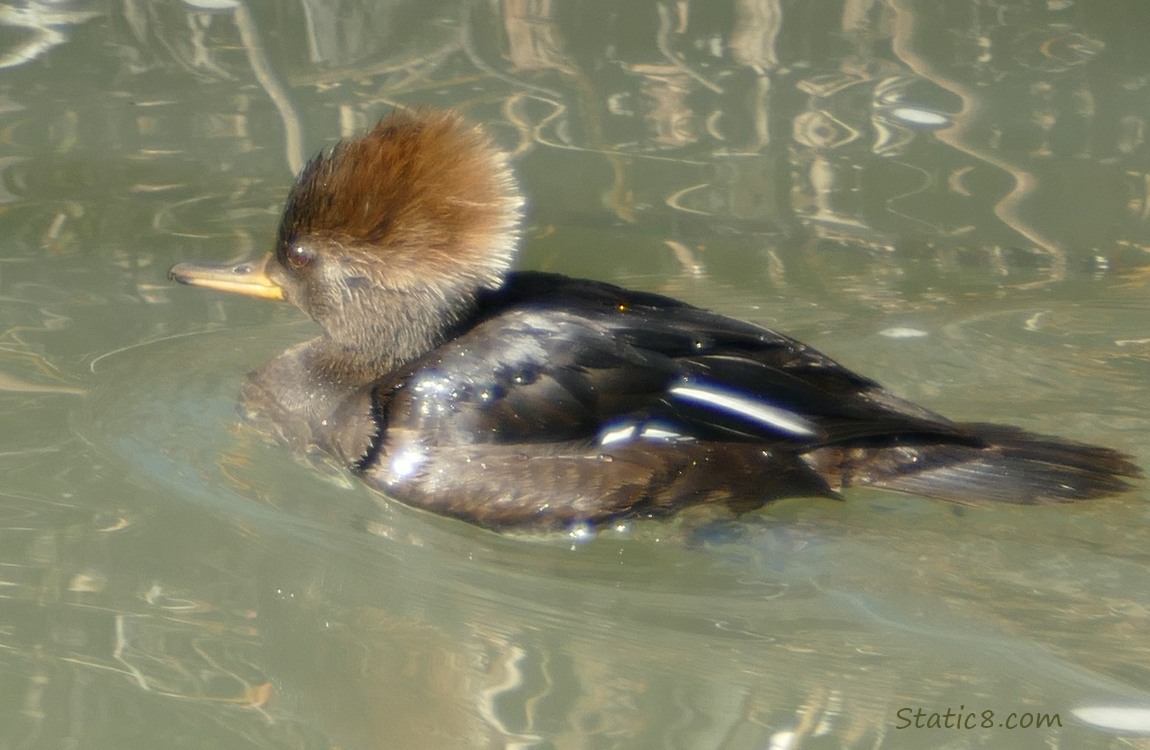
[{"left": 170, "top": 109, "right": 1139, "bottom": 531}]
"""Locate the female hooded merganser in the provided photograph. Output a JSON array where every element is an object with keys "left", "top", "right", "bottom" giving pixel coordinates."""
[{"left": 170, "top": 109, "right": 1138, "bottom": 530}]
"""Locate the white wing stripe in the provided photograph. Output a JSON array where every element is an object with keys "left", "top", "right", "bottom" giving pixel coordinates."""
[{"left": 669, "top": 384, "right": 819, "bottom": 438}]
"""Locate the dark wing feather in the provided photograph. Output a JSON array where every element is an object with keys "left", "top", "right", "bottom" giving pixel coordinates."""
[
  {"left": 374, "top": 272, "right": 972, "bottom": 449},
  {"left": 350, "top": 273, "right": 1136, "bottom": 527},
  {"left": 376, "top": 307, "right": 681, "bottom": 445}
]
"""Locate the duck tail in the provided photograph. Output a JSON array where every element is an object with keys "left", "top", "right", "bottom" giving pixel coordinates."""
[{"left": 806, "top": 423, "right": 1140, "bottom": 505}]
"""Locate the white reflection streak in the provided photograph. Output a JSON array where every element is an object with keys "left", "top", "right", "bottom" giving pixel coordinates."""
[
  {"left": 598, "top": 423, "right": 636, "bottom": 446},
  {"left": 113, "top": 614, "right": 151, "bottom": 691},
  {"left": 1073, "top": 705, "right": 1150, "bottom": 733},
  {"left": 669, "top": 384, "right": 818, "bottom": 437},
  {"left": 389, "top": 448, "right": 427, "bottom": 480},
  {"left": 598, "top": 420, "right": 687, "bottom": 446}
]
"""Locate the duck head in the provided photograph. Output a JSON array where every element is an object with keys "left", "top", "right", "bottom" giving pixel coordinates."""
[{"left": 170, "top": 109, "right": 523, "bottom": 378}]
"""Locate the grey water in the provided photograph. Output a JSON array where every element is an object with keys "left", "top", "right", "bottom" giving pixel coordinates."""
[{"left": 2, "top": 1, "right": 1149, "bottom": 748}]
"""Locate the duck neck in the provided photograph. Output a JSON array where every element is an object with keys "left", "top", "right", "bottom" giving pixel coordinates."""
[
  {"left": 240, "top": 287, "right": 481, "bottom": 462},
  {"left": 309, "top": 288, "right": 477, "bottom": 388},
  {"left": 306, "top": 334, "right": 407, "bottom": 389}
]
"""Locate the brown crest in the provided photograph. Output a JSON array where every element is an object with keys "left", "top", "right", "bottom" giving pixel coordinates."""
[{"left": 277, "top": 110, "right": 523, "bottom": 291}]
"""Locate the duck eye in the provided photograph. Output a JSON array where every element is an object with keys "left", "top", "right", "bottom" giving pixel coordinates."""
[{"left": 286, "top": 245, "right": 314, "bottom": 270}]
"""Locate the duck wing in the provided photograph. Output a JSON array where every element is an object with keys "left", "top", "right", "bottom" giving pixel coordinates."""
[
  {"left": 372, "top": 272, "right": 970, "bottom": 449},
  {"left": 343, "top": 273, "right": 1136, "bottom": 528}
]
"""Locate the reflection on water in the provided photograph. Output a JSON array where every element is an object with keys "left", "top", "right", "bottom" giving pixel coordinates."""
[
  {"left": 58, "top": 326, "right": 1150, "bottom": 750},
  {"left": 0, "top": 1, "right": 1148, "bottom": 748}
]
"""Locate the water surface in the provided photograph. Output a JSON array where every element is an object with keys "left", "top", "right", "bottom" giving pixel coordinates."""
[{"left": 2, "top": 2, "right": 1149, "bottom": 748}]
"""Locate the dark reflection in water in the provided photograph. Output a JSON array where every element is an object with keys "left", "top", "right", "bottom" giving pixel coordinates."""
[
  {"left": 0, "top": 1, "right": 1148, "bottom": 749},
  {"left": 3, "top": 0, "right": 1149, "bottom": 283}
]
